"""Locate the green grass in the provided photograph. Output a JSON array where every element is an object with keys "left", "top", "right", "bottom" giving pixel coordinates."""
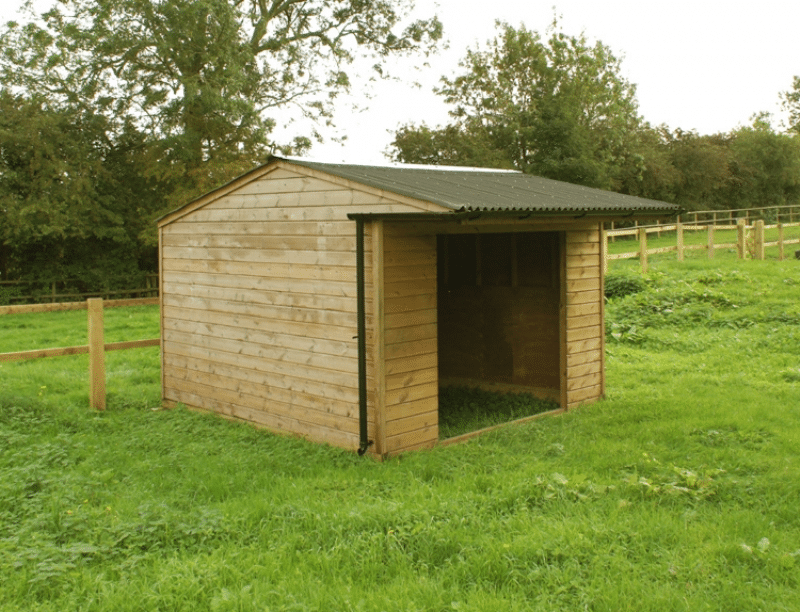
[
  {"left": 1, "top": 266, "right": 799, "bottom": 611},
  {"left": 439, "top": 386, "right": 559, "bottom": 439},
  {"left": 607, "top": 224, "right": 800, "bottom": 263}
]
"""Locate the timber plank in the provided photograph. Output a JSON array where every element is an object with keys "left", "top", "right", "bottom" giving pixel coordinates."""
[
  {"left": 567, "top": 349, "right": 602, "bottom": 368},
  {"left": 384, "top": 424, "right": 438, "bottom": 454},
  {"left": 163, "top": 352, "right": 359, "bottom": 404},
  {"left": 162, "top": 294, "right": 357, "bottom": 327},
  {"left": 567, "top": 313, "right": 602, "bottom": 330},
  {"left": 385, "top": 367, "right": 438, "bottom": 391},
  {"left": 162, "top": 281, "right": 358, "bottom": 314},
  {"left": 384, "top": 309, "right": 437, "bottom": 330},
  {"left": 164, "top": 373, "right": 359, "bottom": 433},
  {"left": 162, "top": 245, "right": 357, "bottom": 267},
  {"left": 385, "top": 381, "right": 438, "bottom": 406},
  {"left": 164, "top": 329, "right": 358, "bottom": 374},
  {"left": 565, "top": 241, "right": 601, "bottom": 256},
  {"left": 168, "top": 390, "right": 359, "bottom": 450},
  {"left": 385, "top": 353, "right": 438, "bottom": 376},
  {"left": 384, "top": 338, "right": 437, "bottom": 360},
  {"left": 163, "top": 339, "right": 358, "bottom": 389},
  {"left": 162, "top": 258, "right": 355, "bottom": 282},
  {"left": 162, "top": 233, "right": 356, "bottom": 253},
  {"left": 163, "top": 318, "right": 357, "bottom": 359},
  {"left": 566, "top": 337, "right": 603, "bottom": 354},
  {"left": 162, "top": 304, "right": 356, "bottom": 344},
  {"left": 163, "top": 220, "right": 355, "bottom": 237},
  {"left": 162, "top": 270, "right": 357, "bottom": 299},
  {"left": 384, "top": 411, "right": 438, "bottom": 439},
  {"left": 163, "top": 362, "right": 358, "bottom": 416}
]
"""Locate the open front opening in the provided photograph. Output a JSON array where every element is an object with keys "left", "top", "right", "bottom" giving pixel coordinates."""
[{"left": 436, "top": 231, "right": 562, "bottom": 437}]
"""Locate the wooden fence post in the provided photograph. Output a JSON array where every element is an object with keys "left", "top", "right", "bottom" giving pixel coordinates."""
[
  {"left": 754, "top": 220, "right": 765, "bottom": 260},
  {"left": 88, "top": 298, "right": 106, "bottom": 410},
  {"left": 778, "top": 223, "right": 785, "bottom": 261},
  {"left": 707, "top": 223, "right": 715, "bottom": 259},
  {"left": 677, "top": 220, "right": 684, "bottom": 261},
  {"left": 639, "top": 228, "right": 648, "bottom": 273},
  {"left": 737, "top": 219, "right": 746, "bottom": 259}
]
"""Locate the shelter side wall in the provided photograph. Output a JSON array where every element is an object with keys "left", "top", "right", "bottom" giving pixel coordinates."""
[
  {"left": 160, "top": 168, "right": 431, "bottom": 451},
  {"left": 379, "top": 223, "right": 439, "bottom": 455},
  {"left": 564, "top": 227, "right": 604, "bottom": 408}
]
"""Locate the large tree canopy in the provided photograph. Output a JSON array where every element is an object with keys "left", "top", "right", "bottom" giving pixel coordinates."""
[
  {"left": 0, "top": 0, "right": 441, "bottom": 285},
  {"left": 390, "top": 22, "right": 643, "bottom": 190},
  {"left": 1, "top": 0, "right": 441, "bottom": 201}
]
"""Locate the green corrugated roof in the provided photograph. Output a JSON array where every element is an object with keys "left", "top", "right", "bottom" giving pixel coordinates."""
[{"left": 283, "top": 157, "right": 681, "bottom": 216}]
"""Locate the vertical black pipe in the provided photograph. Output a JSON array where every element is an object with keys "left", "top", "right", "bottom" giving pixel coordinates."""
[{"left": 355, "top": 218, "right": 372, "bottom": 455}]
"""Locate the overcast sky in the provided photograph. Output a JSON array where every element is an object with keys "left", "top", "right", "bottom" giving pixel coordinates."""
[
  {"left": 3, "top": 0, "right": 798, "bottom": 165},
  {"left": 307, "top": 0, "right": 800, "bottom": 163}
]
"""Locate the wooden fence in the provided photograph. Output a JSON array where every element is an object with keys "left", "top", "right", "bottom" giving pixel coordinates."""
[
  {"left": 603, "top": 217, "right": 800, "bottom": 273},
  {"left": 0, "top": 297, "right": 160, "bottom": 409},
  {"left": 0, "top": 274, "right": 158, "bottom": 305}
]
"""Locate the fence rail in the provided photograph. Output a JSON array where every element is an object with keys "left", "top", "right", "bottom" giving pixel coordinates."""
[
  {"left": 0, "top": 297, "right": 160, "bottom": 409},
  {"left": 603, "top": 217, "right": 800, "bottom": 273},
  {"left": 0, "top": 274, "right": 158, "bottom": 305}
]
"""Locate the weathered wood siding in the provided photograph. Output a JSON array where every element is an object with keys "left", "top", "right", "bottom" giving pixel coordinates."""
[
  {"left": 372, "top": 222, "right": 439, "bottom": 456},
  {"left": 563, "top": 227, "right": 605, "bottom": 408},
  {"left": 160, "top": 165, "right": 436, "bottom": 451}
]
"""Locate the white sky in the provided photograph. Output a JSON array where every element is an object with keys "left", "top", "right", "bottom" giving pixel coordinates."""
[
  {"left": 306, "top": 0, "right": 800, "bottom": 163},
  {"left": 3, "top": 0, "right": 799, "bottom": 165}
]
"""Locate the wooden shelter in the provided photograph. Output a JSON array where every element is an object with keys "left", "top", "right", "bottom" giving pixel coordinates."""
[{"left": 158, "top": 156, "right": 679, "bottom": 457}]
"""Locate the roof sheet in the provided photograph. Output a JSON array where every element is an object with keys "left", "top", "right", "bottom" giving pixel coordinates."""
[{"left": 284, "top": 157, "right": 681, "bottom": 216}]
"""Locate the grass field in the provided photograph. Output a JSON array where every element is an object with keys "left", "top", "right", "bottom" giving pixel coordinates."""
[{"left": 1, "top": 259, "right": 799, "bottom": 611}]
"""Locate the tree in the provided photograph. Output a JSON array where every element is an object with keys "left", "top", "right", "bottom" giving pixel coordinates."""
[
  {"left": 390, "top": 21, "right": 642, "bottom": 189},
  {"left": 1, "top": 0, "right": 443, "bottom": 211},
  {"left": 781, "top": 76, "right": 800, "bottom": 134},
  {"left": 728, "top": 114, "right": 800, "bottom": 210},
  {"left": 0, "top": 90, "right": 156, "bottom": 284}
]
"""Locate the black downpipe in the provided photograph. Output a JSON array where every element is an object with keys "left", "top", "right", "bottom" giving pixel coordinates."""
[{"left": 355, "top": 218, "right": 373, "bottom": 455}]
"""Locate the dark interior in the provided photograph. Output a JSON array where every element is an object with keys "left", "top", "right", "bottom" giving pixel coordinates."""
[{"left": 437, "top": 231, "right": 561, "bottom": 392}]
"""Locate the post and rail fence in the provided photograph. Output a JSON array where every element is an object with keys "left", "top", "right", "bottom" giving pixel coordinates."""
[
  {"left": 0, "top": 297, "right": 160, "bottom": 410},
  {"left": 0, "top": 274, "right": 159, "bottom": 305},
  {"left": 603, "top": 204, "right": 800, "bottom": 274}
]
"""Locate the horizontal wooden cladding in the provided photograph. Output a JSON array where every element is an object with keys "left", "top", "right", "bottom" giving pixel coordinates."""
[
  {"left": 565, "top": 301, "right": 601, "bottom": 319},
  {"left": 164, "top": 328, "right": 357, "bottom": 377},
  {"left": 565, "top": 228, "right": 600, "bottom": 243},
  {"left": 236, "top": 175, "right": 350, "bottom": 196},
  {"left": 565, "top": 241, "right": 600, "bottom": 257},
  {"left": 162, "top": 258, "right": 356, "bottom": 284},
  {"left": 567, "top": 384, "right": 603, "bottom": 408},
  {"left": 164, "top": 219, "right": 356, "bottom": 237},
  {"left": 385, "top": 408, "right": 438, "bottom": 439},
  {"left": 567, "top": 313, "right": 602, "bottom": 330},
  {"left": 162, "top": 246, "right": 358, "bottom": 268},
  {"left": 164, "top": 362, "right": 358, "bottom": 424},
  {"left": 163, "top": 270, "right": 356, "bottom": 300},
  {"left": 385, "top": 352, "right": 437, "bottom": 376},
  {"left": 198, "top": 194, "right": 405, "bottom": 215},
  {"left": 162, "top": 303, "right": 355, "bottom": 346},
  {"left": 164, "top": 351, "right": 358, "bottom": 405},
  {"left": 162, "top": 232, "right": 355, "bottom": 253},
  {"left": 566, "top": 349, "right": 602, "bottom": 368},
  {"left": 163, "top": 317, "right": 356, "bottom": 361},
  {"left": 163, "top": 334, "right": 358, "bottom": 386},
  {"left": 166, "top": 392, "right": 359, "bottom": 451},
  {"left": 163, "top": 294, "right": 356, "bottom": 329},
  {"left": 163, "top": 280, "right": 357, "bottom": 314}
]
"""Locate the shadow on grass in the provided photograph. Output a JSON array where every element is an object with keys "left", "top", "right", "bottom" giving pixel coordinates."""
[{"left": 438, "top": 386, "right": 560, "bottom": 440}]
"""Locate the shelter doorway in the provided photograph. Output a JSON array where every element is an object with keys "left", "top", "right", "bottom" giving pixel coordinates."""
[{"left": 436, "top": 231, "right": 562, "bottom": 403}]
